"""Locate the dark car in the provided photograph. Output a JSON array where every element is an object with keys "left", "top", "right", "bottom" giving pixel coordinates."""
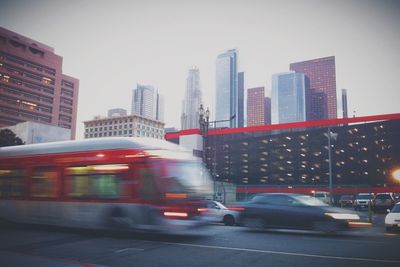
[
  {"left": 236, "top": 193, "right": 366, "bottom": 233},
  {"left": 371, "top": 193, "right": 396, "bottom": 213},
  {"left": 338, "top": 195, "right": 354, "bottom": 207}
]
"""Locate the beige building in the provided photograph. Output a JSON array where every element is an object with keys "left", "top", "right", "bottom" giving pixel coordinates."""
[{"left": 83, "top": 113, "right": 164, "bottom": 139}]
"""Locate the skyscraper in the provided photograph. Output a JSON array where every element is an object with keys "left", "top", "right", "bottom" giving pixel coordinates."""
[
  {"left": 0, "top": 27, "right": 79, "bottom": 139},
  {"left": 264, "top": 97, "right": 271, "bottom": 125},
  {"left": 181, "top": 67, "right": 202, "bottom": 130},
  {"left": 290, "top": 56, "right": 337, "bottom": 120},
  {"left": 131, "top": 84, "right": 163, "bottom": 121},
  {"left": 271, "top": 71, "right": 308, "bottom": 124},
  {"left": 237, "top": 72, "right": 244, "bottom": 127},
  {"left": 342, "top": 89, "right": 348, "bottom": 118},
  {"left": 247, "top": 87, "right": 265, "bottom": 126},
  {"left": 215, "top": 49, "right": 238, "bottom": 128}
]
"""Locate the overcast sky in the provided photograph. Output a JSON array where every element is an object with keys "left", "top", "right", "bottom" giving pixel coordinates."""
[{"left": 1, "top": 0, "right": 399, "bottom": 139}]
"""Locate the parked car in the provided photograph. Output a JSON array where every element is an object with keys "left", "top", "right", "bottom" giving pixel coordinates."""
[
  {"left": 313, "top": 191, "right": 331, "bottom": 204},
  {"left": 354, "top": 193, "right": 374, "bottom": 210},
  {"left": 372, "top": 193, "right": 396, "bottom": 213},
  {"left": 236, "top": 193, "right": 366, "bottom": 233},
  {"left": 385, "top": 203, "right": 400, "bottom": 232},
  {"left": 203, "top": 201, "right": 239, "bottom": 226},
  {"left": 339, "top": 195, "right": 354, "bottom": 207}
]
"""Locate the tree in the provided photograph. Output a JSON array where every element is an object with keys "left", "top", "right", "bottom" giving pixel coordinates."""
[{"left": 0, "top": 129, "right": 24, "bottom": 147}]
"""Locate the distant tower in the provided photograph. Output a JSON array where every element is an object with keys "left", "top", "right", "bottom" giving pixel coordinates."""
[
  {"left": 247, "top": 87, "right": 265, "bottom": 126},
  {"left": 290, "top": 56, "right": 337, "bottom": 120},
  {"left": 271, "top": 71, "right": 308, "bottom": 124},
  {"left": 131, "top": 84, "right": 163, "bottom": 121},
  {"left": 342, "top": 89, "right": 348, "bottom": 118},
  {"left": 237, "top": 72, "right": 245, "bottom": 127},
  {"left": 216, "top": 49, "right": 238, "bottom": 128},
  {"left": 181, "top": 67, "right": 202, "bottom": 130},
  {"left": 264, "top": 97, "right": 271, "bottom": 125}
]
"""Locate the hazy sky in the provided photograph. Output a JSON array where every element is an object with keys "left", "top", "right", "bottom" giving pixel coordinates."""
[{"left": 1, "top": 0, "right": 399, "bottom": 139}]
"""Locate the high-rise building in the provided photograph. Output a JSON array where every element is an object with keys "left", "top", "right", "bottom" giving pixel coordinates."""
[
  {"left": 264, "top": 97, "right": 271, "bottom": 125},
  {"left": 215, "top": 49, "right": 238, "bottom": 128},
  {"left": 342, "top": 89, "right": 348, "bottom": 118},
  {"left": 131, "top": 84, "right": 163, "bottom": 121},
  {"left": 181, "top": 67, "right": 202, "bottom": 130},
  {"left": 237, "top": 72, "right": 244, "bottom": 127},
  {"left": 247, "top": 87, "right": 265, "bottom": 126},
  {"left": 0, "top": 27, "right": 79, "bottom": 139},
  {"left": 290, "top": 56, "right": 337, "bottom": 120},
  {"left": 271, "top": 71, "right": 308, "bottom": 124}
]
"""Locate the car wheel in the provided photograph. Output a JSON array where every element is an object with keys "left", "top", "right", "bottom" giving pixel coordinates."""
[{"left": 223, "top": 215, "right": 235, "bottom": 226}]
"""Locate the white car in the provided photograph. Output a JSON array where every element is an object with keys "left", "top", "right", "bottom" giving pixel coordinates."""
[
  {"left": 204, "top": 201, "right": 239, "bottom": 226},
  {"left": 385, "top": 202, "right": 400, "bottom": 232}
]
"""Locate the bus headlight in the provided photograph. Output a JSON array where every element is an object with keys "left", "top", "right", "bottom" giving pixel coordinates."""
[{"left": 325, "top": 213, "right": 360, "bottom": 220}]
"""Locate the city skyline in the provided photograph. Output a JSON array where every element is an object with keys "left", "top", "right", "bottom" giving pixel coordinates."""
[{"left": 0, "top": 0, "right": 399, "bottom": 139}]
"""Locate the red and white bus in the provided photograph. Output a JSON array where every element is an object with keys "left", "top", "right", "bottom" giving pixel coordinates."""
[{"left": 0, "top": 137, "right": 213, "bottom": 233}]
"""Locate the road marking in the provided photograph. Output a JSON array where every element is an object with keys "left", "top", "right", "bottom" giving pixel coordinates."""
[
  {"left": 300, "top": 237, "right": 385, "bottom": 244},
  {"left": 148, "top": 241, "right": 400, "bottom": 264},
  {"left": 115, "top": 247, "right": 145, "bottom": 253}
]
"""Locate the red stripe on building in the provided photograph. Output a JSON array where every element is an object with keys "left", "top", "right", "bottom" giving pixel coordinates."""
[
  {"left": 236, "top": 186, "right": 400, "bottom": 194},
  {"left": 165, "top": 112, "right": 400, "bottom": 139}
]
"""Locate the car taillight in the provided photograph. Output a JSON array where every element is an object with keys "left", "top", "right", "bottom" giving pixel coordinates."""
[
  {"left": 228, "top": 206, "right": 245, "bottom": 211},
  {"left": 163, "top": 211, "right": 188, "bottom": 218}
]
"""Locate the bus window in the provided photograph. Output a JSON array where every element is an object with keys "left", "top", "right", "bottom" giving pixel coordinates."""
[
  {"left": 0, "top": 169, "right": 25, "bottom": 197},
  {"left": 138, "top": 168, "right": 160, "bottom": 201},
  {"left": 66, "top": 164, "right": 127, "bottom": 199},
  {"left": 31, "top": 168, "right": 58, "bottom": 198}
]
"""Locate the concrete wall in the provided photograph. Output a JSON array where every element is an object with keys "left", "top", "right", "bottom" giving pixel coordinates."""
[{"left": 4, "top": 121, "right": 71, "bottom": 144}]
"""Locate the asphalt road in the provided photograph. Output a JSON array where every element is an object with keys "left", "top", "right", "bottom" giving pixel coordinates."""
[{"left": 0, "top": 211, "right": 399, "bottom": 267}]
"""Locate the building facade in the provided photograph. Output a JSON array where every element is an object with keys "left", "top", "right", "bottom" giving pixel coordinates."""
[
  {"left": 271, "top": 71, "right": 307, "bottom": 124},
  {"left": 0, "top": 27, "right": 79, "bottom": 139},
  {"left": 131, "top": 84, "right": 163, "bottom": 121},
  {"left": 215, "top": 49, "right": 239, "bottom": 128},
  {"left": 165, "top": 113, "right": 400, "bottom": 200},
  {"left": 181, "top": 67, "right": 202, "bottom": 130},
  {"left": 84, "top": 113, "right": 164, "bottom": 139},
  {"left": 290, "top": 56, "right": 337, "bottom": 121},
  {"left": 247, "top": 87, "right": 265, "bottom": 126}
]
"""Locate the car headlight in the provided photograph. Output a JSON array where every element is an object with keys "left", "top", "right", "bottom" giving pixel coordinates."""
[{"left": 325, "top": 213, "right": 360, "bottom": 220}]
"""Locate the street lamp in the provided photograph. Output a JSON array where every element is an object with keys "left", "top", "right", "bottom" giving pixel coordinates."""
[
  {"left": 392, "top": 169, "right": 400, "bottom": 183},
  {"left": 198, "top": 104, "right": 209, "bottom": 164},
  {"left": 324, "top": 127, "right": 338, "bottom": 206}
]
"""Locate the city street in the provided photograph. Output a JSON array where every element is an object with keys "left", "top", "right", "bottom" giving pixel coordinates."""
[{"left": 1, "top": 211, "right": 399, "bottom": 267}]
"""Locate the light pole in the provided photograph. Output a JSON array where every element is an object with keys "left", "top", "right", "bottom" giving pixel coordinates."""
[
  {"left": 198, "top": 105, "right": 235, "bottom": 202},
  {"left": 198, "top": 104, "right": 209, "bottom": 164},
  {"left": 324, "top": 127, "right": 338, "bottom": 206}
]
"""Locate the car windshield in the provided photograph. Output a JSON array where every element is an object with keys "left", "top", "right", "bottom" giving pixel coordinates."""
[
  {"left": 314, "top": 193, "right": 327, "bottom": 197},
  {"left": 293, "top": 195, "right": 329, "bottom": 206},
  {"left": 356, "top": 195, "right": 372, "bottom": 200},
  {"left": 340, "top": 195, "right": 352, "bottom": 200},
  {"left": 376, "top": 194, "right": 391, "bottom": 199},
  {"left": 391, "top": 205, "right": 400, "bottom": 213}
]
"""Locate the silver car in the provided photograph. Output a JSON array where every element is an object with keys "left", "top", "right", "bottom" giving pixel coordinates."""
[{"left": 204, "top": 201, "right": 240, "bottom": 226}]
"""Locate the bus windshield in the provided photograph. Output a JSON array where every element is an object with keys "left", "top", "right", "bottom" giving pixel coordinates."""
[{"left": 163, "top": 161, "right": 212, "bottom": 196}]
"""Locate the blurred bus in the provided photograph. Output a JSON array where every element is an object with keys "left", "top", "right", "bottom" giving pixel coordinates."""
[{"left": 0, "top": 138, "right": 213, "bottom": 233}]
